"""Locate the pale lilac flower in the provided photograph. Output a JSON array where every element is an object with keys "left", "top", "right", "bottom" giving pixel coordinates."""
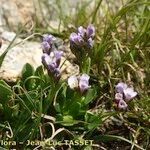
[
  {"left": 47, "top": 61, "right": 57, "bottom": 72},
  {"left": 41, "top": 51, "right": 62, "bottom": 79},
  {"left": 41, "top": 34, "right": 63, "bottom": 80},
  {"left": 42, "top": 54, "right": 59, "bottom": 75},
  {"left": 115, "top": 82, "right": 128, "bottom": 94},
  {"left": 68, "top": 75, "right": 78, "bottom": 89},
  {"left": 53, "top": 50, "right": 63, "bottom": 64},
  {"left": 42, "top": 41, "right": 50, "bottom": 54},
  {"left": 70, "top": 33, "right": 83, "bottom": 45},
  {"left": 53, "top": 68, "right": 61, "bottom": 78},
  {"left": 115, "top": 93, "right": 123, "bottom": 103},
  {"left": 114, "top": 82, "right": 137, "bottom": 110},
  {"left": 47, "top": 61, "right": 60, "bottom": 79},
  {"left": 42, "top": 34, "right": 55, "bottom": 54},
  {"left": 118, "top": 99, "right": 128, "bottom": 110},
  {"left": 123, "top": 88, "right": 137, "bottom": 101},
  {"left": 41, "top": 53, "right": 52, "bottom": 67},
  {"left": 87, "top": 37, "right": 94, "bottom": 48},
  {"left": 68, "top": 74, "right": 91, "bottom": 94},
  {"left": 78, "top": 26, "right": 86, "bottom": 38},
  {"left": 79, "top": 74, "right": 90, "bottom": 93},
  {"left": 43, "top": 34, "right": 53, "bottom": 44},
  {"left": 86, "top": 24, "right": 95, "bottom": 38},
  {"left": 116, "top": 82, "right": 137, "bottom": 101},
  {"left": 69, "top": 25, "right": 95, "bottom": 53}
]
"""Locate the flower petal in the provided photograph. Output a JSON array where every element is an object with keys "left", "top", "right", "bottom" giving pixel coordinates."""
[
  {"left": 115, "top": 82, "right": 128, "bottom": 93},
  {"left": 123, "top": 88, "right": 137, "bottom": 101},
  {"left": 41, "top": 53, "right": 52, "bottom": 67},
  {"left": 86, "top": 24, "right": 95, "bottom": 38},
  {"left": 115, "top": 93, "right": 123, "bottom": 103},
  {"left": 79, "top": 74, "right": 90, "bottom": 93},
  {"left": 78, "top": 26, "right": 86, "bottom": 37},
  {"left": 41, "top": 41, "right": 50, "bottom": 54},
  {"left": 68, "top": 75, "right": 78, "bottom": 89},
  {"left": 118, "top": 99, "right": 127, "bottom": 110},
  {"left": 43, "top": 34, "right": 53, "bottom": 44},
  {"left": 70, "top": 32, "right": 83, "bottom": 45},
  {"left": 87, "top": 37, "right": 94, "bottom": 48},
  {"left": 54, "top": 50, "right": 63, "bottom": 61}
]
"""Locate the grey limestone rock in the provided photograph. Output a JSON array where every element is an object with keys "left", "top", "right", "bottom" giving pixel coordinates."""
[{"left": 0, "top": 31, "right": 79, "bottom": 82}]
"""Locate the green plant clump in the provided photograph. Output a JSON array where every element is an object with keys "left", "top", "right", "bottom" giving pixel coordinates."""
[{"left": 0, "top": 0, "right": 150, "bottom": 149}]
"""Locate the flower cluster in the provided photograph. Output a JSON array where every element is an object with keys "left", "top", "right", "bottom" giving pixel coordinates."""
[
  {"left": 69, "top": 25, "right": 95, "bottom": 51},
  {"left": 68, "top": 25, "right": 94, "bottom": 94},
  {"left": 41, "top": 34, "right": 63, "bottom": 79},
  {"left": 114, "top": 82, "right": 137, "bottom": 110},
  {"left": 41, "top": 34, "right": 57, "bottom": 54},
  {"left": 68, "top": 74, "right": 90, "bottom": 94}
]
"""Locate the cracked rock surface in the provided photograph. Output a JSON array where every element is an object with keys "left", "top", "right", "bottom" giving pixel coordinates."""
[
  {"left": 0, "top": 0, "right": 123, "bottom": 82},
  {"left": 0, "top": 31, "right": 79, "bottom": 82}
]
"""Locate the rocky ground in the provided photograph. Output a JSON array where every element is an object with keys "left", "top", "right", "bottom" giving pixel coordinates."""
[
  {"left": 0, "top": 0, "right": 123, "bottom": 82},
  {"left": 0, "top": 0, "right": 81, "bottom": 82},
  {"left": 0, "top": 30, "right": 79, "bottom": 82}
]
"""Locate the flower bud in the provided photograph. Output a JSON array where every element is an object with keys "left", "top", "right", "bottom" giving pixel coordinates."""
[
  {"left": 70, "top": 33, "right": 83, "bottom": 46},
  {"left": 68, "top": 75, "right": 78, "bottom": 90},
  {"left": 41, "top": 41, "right": 50, "bottom": 54},
  {"left": 78, "top": 26, "right": 86, "bottom": 38},
  {"left": 53, "top": 50, "right": 63, "bottom": 65},
  {"left": 43, "top": 34, "right": 53, "bottom": 44},
  {"left": 115, "top": 93, "right": 123, "bottom": 103},
  {"left": 115, "top": 82, "right": 128, "bottom": 94},
  {"left": 86, "top": 24, "right": 95, "bottom": 38},
  {"left": 41, "top": 53, "right": 52, "bottom": 67},
  {"left": 123, "top": 88, "right": 137, "bottom": 101},
  {"left": 79, "top": 74, "right": 90, "bottom": 93},
  {"left": 118, "top": 99, "right": 127, "bottom": 110}
]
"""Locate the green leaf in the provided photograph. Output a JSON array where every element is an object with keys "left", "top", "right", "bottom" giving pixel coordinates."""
[
  {"left": 82, "top": 146, "right": 93, "bottom": 150},
  {"left": 24, "top": 75, "right": 44, "bottom": 90},
  {"left": 84, "top": 57, "right": 91, "bottom": 74},
  {"left": 0, "top": 33, "right": 18, "bottom": 67},
  {"left": 0, "top": 80, "right": 13, "bottom": 104},
  {"left": 55, "top": 103, "right": 61, "bottom": 113},
  {"left": 69, "top": 102, "right": 81, "bottom": 117},
  {"left": 34, "top": 65, "right": 44, "bottom": 77},
  {"left": 62, "top": 115, "right": 76, "bottom": 126},
  {"left": 85, "top": 112, "right": 102, "bottom": 130},
  {"left": 11, "top": 104, "right": 20, "bottom": 117},
  {"left": 21, "top": 63, "right": 34, "bottom": 81},
  {"left": 84, "top": 88, "right": 97, "bottom": 105},
  {"left": 0, "top": 103, "right": 3, "bottom": 110},
  {"left": 21, "top": 63, "right": 35, "bottom": 90},
  {"left": 81, "top": 56, "right": 91, "bottom": 73}
]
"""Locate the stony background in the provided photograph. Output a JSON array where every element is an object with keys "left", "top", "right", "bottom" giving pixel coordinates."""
[
  {"left": 0, "top": 0, "right": 123, "bottom": 82},
  {"left": 0, "top": 31, "right": 79, "bottom": 82},
  {"left": 0, "top": 0, "right": 86, "bottom": 31},
  {"left": 0, "top": 0, "right": 81, "bottom": 82}
]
